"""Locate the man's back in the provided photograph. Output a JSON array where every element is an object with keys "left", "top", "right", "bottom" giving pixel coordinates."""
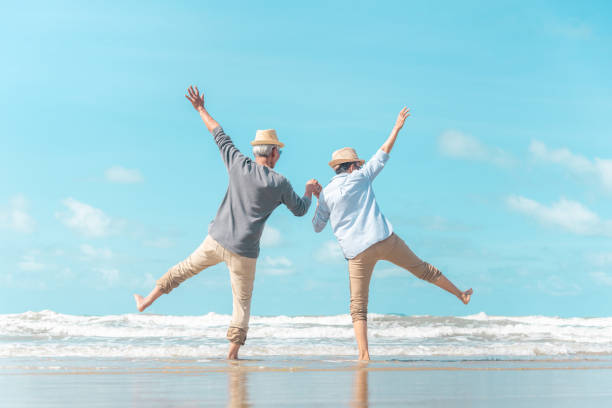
[{"left": 209, "top": 127, "right": 310, "bottom": 258}]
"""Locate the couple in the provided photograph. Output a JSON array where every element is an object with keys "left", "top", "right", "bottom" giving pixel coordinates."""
[{"left": 134, "top": 86, "right": 472, "bottom": 360}]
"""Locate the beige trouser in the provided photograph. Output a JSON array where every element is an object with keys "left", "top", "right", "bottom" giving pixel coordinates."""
[
  {"left": 156, "top": 235, "right": 257, "bottom": 345},
  {"left": 348, "top": 233, "right": 441, "bottom": 322}
]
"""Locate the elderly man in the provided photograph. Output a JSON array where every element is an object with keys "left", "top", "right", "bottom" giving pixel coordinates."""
[
  {"left": 312, "top": 107, "right": 472, "bottom": 361},
  {"left": 134, "top": 86, "right": 320, "bottom": 359}
]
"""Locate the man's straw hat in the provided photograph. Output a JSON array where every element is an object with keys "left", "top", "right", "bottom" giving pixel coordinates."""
[
  {"left": 251, "top": 129, "right": 285, "bottom": 148},
  {"left": 328, "top": 147, "right": 365, "bottom": 169}
]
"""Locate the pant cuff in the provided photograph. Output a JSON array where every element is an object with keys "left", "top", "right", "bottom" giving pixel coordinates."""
[{"left": 226, "top": 327, "right": 247, "bottom": 345}]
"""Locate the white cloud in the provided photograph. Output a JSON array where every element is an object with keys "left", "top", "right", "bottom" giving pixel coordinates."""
[
  {"left": 0, "top": 195, "right": 35, "bottom": 233},
  {"left": 105, "top": 166, "right": 143, "bottom": 184},
  {"left": 80, "top": 244, "right": 113, "bottom": 259},
  {"left": 507, "top": 195, "right": 612, "bottom": 236},
  {"left": 260, "top": 256, "right": 293, "bottom": 275},
  {"left": 141, "top": 273, "right": 156, "bottom": 288},
  {"left": 549, "top": 19, "right": 593, "bottom": 40},
  {"left": 438, "top": 130, "right": 513, "bottom": 166},
  {"left": 590, "top": 271, "right": 612, "bottom": 287},
  {"left": 376, "top": 266, "right": 410, "bottom": 278},
  {"left": 261, "top": 225, "right": 282, "bottom": 247},
  {"left": 587, "top": 253, "right": 612, "bottom": 268},
  {"left": 263, "top": 255, "right": 292, "bottom": 267},
  {"left": 529, "top": 140, "right": 612, "bottom": 191},
  {"left": 17, "top": 255, "right": 45, "bottom": 271},
  {"left": 56, "top": 198, "right": 121, "bottom": 237},
  {"left": 315, "top": 240, "right": 344, "bottom": 264},
  {"left": 537, "top": 275, "right": 581, "bottom": 296},
  {"left": 144, "top": 237, "right": 175, "bottom": 248},
  {"left": 97, "top": 268, "right": 120, "bottom": 286}
]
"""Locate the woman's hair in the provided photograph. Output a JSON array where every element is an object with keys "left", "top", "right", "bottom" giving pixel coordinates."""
[
  {"left": 252, "top": 144, "right": 276, "bottom": 157},
  {"left": 335, "top": 161, "right": 359, "bottom": 174}
]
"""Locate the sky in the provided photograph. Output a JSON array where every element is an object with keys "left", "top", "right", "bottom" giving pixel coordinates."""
[{"left": 1, "top": 1, "right": 611, "bottom": 317}]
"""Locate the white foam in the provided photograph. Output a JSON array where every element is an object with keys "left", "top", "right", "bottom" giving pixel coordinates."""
[{"left": 2, "top": 310, "right": 612, "bottom": 358}]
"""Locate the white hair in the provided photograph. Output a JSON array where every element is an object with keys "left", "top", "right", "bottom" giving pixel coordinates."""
[{"left": 252, "top": 144, "right": 276, "bottom": 157}]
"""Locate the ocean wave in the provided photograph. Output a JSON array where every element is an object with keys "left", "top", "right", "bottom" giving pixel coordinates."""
[{"left": 2, "top": 310, "right": 612, "bottom": 358}]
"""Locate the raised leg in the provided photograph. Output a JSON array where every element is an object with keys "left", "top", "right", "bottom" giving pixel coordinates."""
[
  {"left": 133, "top": 235, "right": 222, "bottom": 312},
  {"left": 382, "top": 234, "right": 473, "bottom": 305},
  {"left": 433, "top": 275, "right": 473, "bottom": 304}
]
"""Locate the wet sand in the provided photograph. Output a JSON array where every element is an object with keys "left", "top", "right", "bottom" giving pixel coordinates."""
[{"left": 2, "top": 357, "right": 612, "bottom": 407}]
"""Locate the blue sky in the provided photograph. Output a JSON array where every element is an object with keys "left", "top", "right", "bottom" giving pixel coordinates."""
[{"left": 1, "top": 1, "right": 611, "bottom": 317}]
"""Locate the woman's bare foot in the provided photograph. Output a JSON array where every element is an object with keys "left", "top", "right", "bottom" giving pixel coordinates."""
[
  {"left": 460, "top": 288, "right": 473, "bottom": 305},
  {"left": 133, "top": 294, "right": 149, "bottom": 312}
]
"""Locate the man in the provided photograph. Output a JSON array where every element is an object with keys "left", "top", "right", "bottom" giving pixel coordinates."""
[
  {"left": 134, "top": 86, "right": 321, "bottom": 359},
  {"left": 312, "top": 107, "right": 472, "bottom": 361}
]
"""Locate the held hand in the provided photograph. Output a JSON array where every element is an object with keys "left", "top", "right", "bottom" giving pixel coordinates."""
[
  {"left": 305, "top": 179, "right": 320, "bottom": 197},
  {"left": 313, "top": 181, "right": 322, "bottom": 198},
  {"left": 185, "top": 85, "right": 205, "bottom": 111},
  {"left": 394, "top": 107, "right": 411, "bottom": 130}
]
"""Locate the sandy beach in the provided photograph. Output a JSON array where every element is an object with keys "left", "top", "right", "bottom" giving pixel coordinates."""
[{"left": 3, "top": 357, "right": 612, "bottom": 407}]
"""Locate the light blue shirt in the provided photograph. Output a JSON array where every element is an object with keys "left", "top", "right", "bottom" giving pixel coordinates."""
[{"left": 313, "top": 149, "right": 393, "bottom": 259}]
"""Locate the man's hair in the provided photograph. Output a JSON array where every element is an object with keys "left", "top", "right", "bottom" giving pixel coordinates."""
[
  {"left": 252, "top": 144, "right": 276, "bottom": 157},
  {"left": 335, "top": 161, "right": 359, "bottom": 175}
]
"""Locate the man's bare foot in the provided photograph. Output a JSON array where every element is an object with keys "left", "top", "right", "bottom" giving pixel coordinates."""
[
  {"left": 228, "top": 342, "right": 240, "bottom": 360},
  {"left": 460, "top": 288, "right": 473, "bottom": 305},
  {"left": 133, "top": 294, "right": 148, "bottom": 312}
]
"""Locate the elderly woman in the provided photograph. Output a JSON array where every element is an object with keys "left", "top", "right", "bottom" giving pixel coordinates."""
[
  {"left": 135, "top": 86, "right": 320, "bottom": 360},
  {"left": 312, "top": 107, "right": 472, "bottom": 360}
]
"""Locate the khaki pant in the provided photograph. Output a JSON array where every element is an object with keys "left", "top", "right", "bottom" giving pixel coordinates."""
[
  {"left": 156, "top": 235, "right": 257, "bottom": 345},
  {"left": 348, "top": 233, "right": 441, "bottom": 322}
]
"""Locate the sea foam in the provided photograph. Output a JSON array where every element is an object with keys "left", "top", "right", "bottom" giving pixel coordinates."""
[{"left": 2, "top": 311, "right": 612, "bottom": 358}]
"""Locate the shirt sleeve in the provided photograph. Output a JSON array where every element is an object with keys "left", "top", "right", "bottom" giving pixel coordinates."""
[
  {"left": 280, "top": 179, "right": 312, "bottom": 217},
  {"left": 312, "top": 190, "right": 330, "bottom": 232},
  {"left": 359, "top": 149, "right": 390, "bottom": 181},
  {"left": 212, "top": 126, "right": 246, "bottom": 170}
]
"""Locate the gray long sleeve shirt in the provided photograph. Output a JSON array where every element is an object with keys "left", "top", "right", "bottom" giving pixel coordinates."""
[{"left": 208, "top": 126, "right": 311, "bottom": 258}]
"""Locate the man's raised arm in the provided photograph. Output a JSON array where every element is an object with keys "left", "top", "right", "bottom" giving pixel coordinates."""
[
  {"left": 185, "top": 85, "right": 220, "bottom": 132},
  {"left": 380, "top": 107, "right": 410, "bottom": 154},
  {"left": 185, "top": 85, "right": 244, "bottom": 169}
]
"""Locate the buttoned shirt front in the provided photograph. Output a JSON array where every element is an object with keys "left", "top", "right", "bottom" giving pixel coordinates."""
[{"left": 312, "top": 149, "right": 393, "bottom": 259}]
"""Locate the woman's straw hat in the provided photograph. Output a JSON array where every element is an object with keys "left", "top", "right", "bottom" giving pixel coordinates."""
[
  {"left": 328, "top": 147, "right": 365, "bottom": 169},
  {"left": 250, "top": 129, "right": 285, "bottom": 148}
]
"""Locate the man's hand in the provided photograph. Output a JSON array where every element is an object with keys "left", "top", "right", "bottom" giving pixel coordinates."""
[
  {"left": 185, "top": 85, "right": 205, "bottom": 112},
  {"left": 305, "top": 179, "right": 321, "bottom": 197},
  {"left": 394, "top": 107, "right": 410, "bottom": 130},
  {"left": 381, "top": 106, "right": 411, "bottom": 154},
  {"left": 185, "top": 85, "right": 220, "bottom": 132}
]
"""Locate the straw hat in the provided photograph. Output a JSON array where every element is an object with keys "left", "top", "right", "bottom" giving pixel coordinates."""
[
  {"left": 328, "top": 147, "right": 365, "bottom": 169},
  {"left": 250, "top": 129, "right": 285, "bottom": 148}
]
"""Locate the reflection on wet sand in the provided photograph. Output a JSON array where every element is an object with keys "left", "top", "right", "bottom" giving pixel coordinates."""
[
  {"left": 227, "top": 364, "right": 250, "bottom": 408},
  {"left": 352, "top": 366, "right": 369, "bottom": 408}
]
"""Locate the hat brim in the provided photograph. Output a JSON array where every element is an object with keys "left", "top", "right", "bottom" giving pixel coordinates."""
[
  {"left": 328, "top": 158, "right": 365, "bottom": 169},
  {"left": 250, "top": 140, "right": 285, "bottom": 148}
]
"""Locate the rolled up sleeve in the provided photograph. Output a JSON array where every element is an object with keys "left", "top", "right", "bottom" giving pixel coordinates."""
[
  {"left": 360, "top": 149, "right": 390, "bottom": 181},
  {"left": 312, "top": 192, "right": 330, "bottom": 232}
]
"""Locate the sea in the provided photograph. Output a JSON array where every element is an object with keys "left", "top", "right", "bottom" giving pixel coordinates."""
[{"left": 2, "top": 310, "right": 612, "bottom": 360}]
